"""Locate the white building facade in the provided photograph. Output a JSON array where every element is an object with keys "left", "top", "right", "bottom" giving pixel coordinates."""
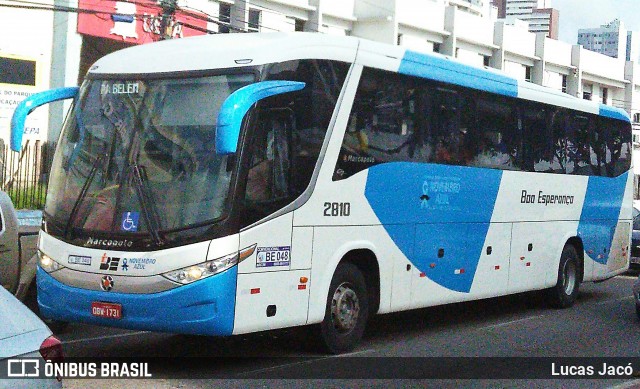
[
  {"left": 0, "top": 0, "right": 54, "bottom": 147},
  {"left": 1, "top": 0, "right": 640, "bottom": 145}
]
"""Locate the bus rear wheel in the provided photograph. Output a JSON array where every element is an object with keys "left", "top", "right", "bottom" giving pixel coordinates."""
[
  {"left": 317, "top": 262, "right": 369, "bottom": 354},
  {"left": 545, "top": 244, "right": 580, "bottom": 309}
]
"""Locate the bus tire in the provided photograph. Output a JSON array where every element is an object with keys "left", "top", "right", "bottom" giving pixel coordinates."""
[
  {"left": 317, "top": 262, "right": 369, "bottom": 354},
  {"left": 545, "top": 244, "right": 580, "bottom": 309}
]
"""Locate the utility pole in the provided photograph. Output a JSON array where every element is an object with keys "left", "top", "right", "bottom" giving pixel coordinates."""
[{"left": 159, "top": 0, "right": 177, "bottom": 40}]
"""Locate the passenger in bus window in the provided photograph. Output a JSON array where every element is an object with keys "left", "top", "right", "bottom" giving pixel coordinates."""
[
  {"left": 435, "top": 138, "right": 453, "bottom": 163},
  {"left": 246, "top": 129, "right": 274, "bottom": 202}
]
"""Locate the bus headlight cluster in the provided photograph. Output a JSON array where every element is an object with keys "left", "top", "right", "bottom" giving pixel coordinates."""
[
  {"left": 162, "top": 245, "right": 256, "bottom": 285},
  {"left": 162, "top": 252, "right": 239, "bottom": 285},
  {"left": 38, "top": 251, "right": 64, "bottom": 273}
]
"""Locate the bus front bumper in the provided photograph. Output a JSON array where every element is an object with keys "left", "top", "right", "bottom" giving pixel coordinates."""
[{"left": 36, "top": 266, "right": 237, "bottom": 336}]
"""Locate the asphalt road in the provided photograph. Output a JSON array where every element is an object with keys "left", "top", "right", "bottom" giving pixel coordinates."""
[{"left": 55, "top": 273, "right": 640, "bottom": 388}]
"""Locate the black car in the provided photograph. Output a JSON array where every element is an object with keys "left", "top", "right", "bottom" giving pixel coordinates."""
[{"left": 632, "top": 206, "right": 640, "bottom": 270}]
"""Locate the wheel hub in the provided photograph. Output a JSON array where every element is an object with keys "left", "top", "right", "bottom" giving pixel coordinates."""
[
  {"left": 331, "top": 282, "right": 360, "bottom": 333},
  {"left": 562, "top": 260, "right": 576, "bottom": 295}
]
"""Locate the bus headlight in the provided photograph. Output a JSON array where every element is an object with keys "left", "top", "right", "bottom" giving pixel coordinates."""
[
  {"left": 162, "top": 245, "right": 256, "bottom": 285},
  {"left": 38, "top": 251, "right": 64, "bottom": 273},
  {"left": 163, "top": 252, "right": 239, "bottom": 285}
]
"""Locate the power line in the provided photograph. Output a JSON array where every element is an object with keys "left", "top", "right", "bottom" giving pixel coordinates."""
[{"left": 0, "top": 0, "right": 245, "bottom": 33}]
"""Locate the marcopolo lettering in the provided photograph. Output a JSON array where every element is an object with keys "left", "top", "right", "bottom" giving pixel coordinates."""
[{"left": 86, "top": 237, "right": 133, "bottom": 248}]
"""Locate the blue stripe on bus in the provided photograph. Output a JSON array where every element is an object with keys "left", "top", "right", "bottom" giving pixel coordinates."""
[
  {"left": 364, "top": 163, "right": 502, "bottom": 293},
  {"left": 398, "top": 50, "right": 519, "bottom": 98},
  {"left": 599, "top": 105, "right": 631, "bottom": 122},
  {"left": 36, "top": 266, "right": 237, "bottom": 336},
  {"left": 577, "top": 173, "right": 628, "bottom": 265}
]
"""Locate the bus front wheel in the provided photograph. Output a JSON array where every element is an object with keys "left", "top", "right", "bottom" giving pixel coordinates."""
[
  {"left": 545, "top": 244, "right": 580, "bottom": 309},
  {"left": 317, "top": 262, "right": 369, "bottom": 354}
]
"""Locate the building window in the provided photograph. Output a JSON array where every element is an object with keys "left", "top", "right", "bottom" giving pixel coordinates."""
[
  {"left": 525, "top": 66, "right": 532, "bottom": 82},
  {"left": 295, "top": 18, "right": 305, "bottom": 32},
  {"left": 483, "top": 55, "right": 490, "bottom": 67},
  {"left": 397, "top": 34, "right": 403, "bottom": 46},
  {"left": 432, "top": 42, "right": 441, "bottom": 53},
  {"left": 634, "top": 113, "right": 640, "bottom": 123},
  {"left": 219, "top": 3, "right": 231, "bottom": 33},
  {"left": 602, "top": 87, "right": 608, "bottom": 104},
  {"left": 248, "top": 9, "right": 261, "bottom": 32},
  {"left": 561, "top": 74, "right": 567, "bottom": 93},
  {"left": 0, "top": 56, "right": 36, "bottom": 86},
  {"left": 583, "top": 91, "right": 592, "bottom": 100}
]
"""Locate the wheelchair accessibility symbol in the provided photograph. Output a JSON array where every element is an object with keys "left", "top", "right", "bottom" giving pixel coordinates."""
[{"left": 121, "top": 211, "right": 140, "bottom": 232}]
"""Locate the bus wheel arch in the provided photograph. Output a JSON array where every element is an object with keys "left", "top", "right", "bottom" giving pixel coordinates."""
[
  {"left": 339, "top": 249, "right": 381, "bottom": 317},
  {"left": 566, "top": 237, "right": 585, "bottom": 283},
  {"left": 316, "top": 249, "right": 380, "bottom": 354},
  {"left": 545, "top": 239, "right": 582, "bottom": 309}
]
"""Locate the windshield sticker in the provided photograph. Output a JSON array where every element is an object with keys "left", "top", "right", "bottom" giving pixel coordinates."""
[
  {"left": 121, "top": 257, "right": 156, "bottom": 271},
  {"left": 99, "top": 253, "right": 120, "bottom": 271},
  {"left": 121, "top": 212, "right": 140, "bottom": 232},
  {"left": 256, "top": 246, "right": 291, "bottom": 268},
  {"left": 68, "top": 255, "right": 91, "bottom": 266}
]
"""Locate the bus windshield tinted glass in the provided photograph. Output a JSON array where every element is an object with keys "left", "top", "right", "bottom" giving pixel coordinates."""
[{"left": 46, "top": 74, "right": 254, "bottom": 237}]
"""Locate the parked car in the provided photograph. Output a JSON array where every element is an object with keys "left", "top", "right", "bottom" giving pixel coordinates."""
[
  {"left": 631, "top": 203, "right": 640, "bottom": 270},
  {"left": 0, "top": 285, "right": 63, "bottom": 388},
  {"left": 0, "top": 190, "right": 67, "bottom": 332}
]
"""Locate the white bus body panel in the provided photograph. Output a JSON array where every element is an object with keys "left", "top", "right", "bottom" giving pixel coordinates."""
[{"left": 90, "top": 33, "right": 360, "bottom": 75}]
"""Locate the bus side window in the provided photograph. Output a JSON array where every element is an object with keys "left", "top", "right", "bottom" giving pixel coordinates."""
[
  {"left": 567, "top": 114, "right": 602, "bottom": 176},
  {"left": 539, "top": 108, "right": 568, "bottom": 174},
  {"left": 245, "top": 111, "right": 291, "bottom": 204},
  {"left": 333, "top": 67, "right": 419, "bottom": 180},
  {"left": 566, "top": 114, "right": 588, "bottom": 175},
  {"left": 470, "top": 97, "right": 519, "bottom": 170},
  {"left": 266, "top": 59, "right": 350, "bottom": 189},
  {"left": 604, "top": 118, "right": 632, "bottom": 177},
  {"left": 430, "top": 87, "right": 462, "bottom": 165}
]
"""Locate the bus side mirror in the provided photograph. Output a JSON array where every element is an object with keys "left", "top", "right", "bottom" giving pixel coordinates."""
[
  {"left": 216, "top": 81, "right": 305, "bottom": 155},
  {"left": 11, "top": 87, "right": 79, "bottom": 152}
]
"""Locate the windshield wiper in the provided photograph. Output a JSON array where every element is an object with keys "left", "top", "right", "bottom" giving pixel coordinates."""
[
  {"left": 131, "top": 164, "right": 163, "bottom": 246},
  {"left": 64, "top": 153, "right": 106, "bottom": 238}
]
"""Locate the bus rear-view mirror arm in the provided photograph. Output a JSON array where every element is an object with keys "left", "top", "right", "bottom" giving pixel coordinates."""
[
  {"left": 216, "top": 81, "right": 305, "bottom": 155},
  {"left": 11, "top": 87, "right": 79, "bottom": 152}
]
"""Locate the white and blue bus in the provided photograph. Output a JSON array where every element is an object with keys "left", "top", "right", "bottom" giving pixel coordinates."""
[{"left": 11, "top": 33, "right": 633, "bottom": 353}]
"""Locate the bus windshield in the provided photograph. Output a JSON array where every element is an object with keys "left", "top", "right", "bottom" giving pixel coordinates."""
[{"left": 46, "top": 73, "right": 255, "bottom": 240}]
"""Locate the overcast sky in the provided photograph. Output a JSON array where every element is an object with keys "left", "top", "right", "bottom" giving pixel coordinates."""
[{"left": 553, "top": 0, "right": 640, "bottom": 44}]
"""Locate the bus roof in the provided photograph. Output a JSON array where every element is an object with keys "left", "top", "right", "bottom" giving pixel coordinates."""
[
  {"left": 88, "top": 32, "right": 630, "bottom": 123},
  {"left": 89, "top": 32, "right": 360, "bottom": 76}
]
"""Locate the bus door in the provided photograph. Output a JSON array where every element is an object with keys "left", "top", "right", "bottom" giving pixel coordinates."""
[{"left": 234, "top": 108, "right": 311, "bottom": 334}]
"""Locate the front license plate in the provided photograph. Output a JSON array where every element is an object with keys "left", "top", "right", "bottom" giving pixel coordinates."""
[{"left": 91, "top": 301, "right": 122, "bottom": 319}]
